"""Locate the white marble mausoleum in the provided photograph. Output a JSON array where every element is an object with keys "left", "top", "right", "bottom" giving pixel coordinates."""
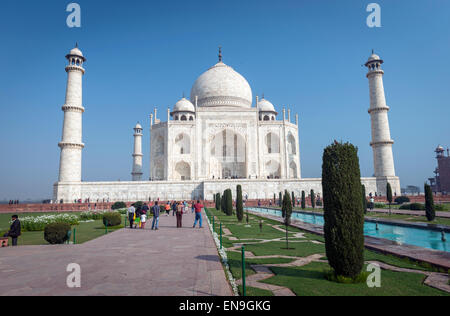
[{"left": 54, "top": 46, "right": 400, "bottom": 202}]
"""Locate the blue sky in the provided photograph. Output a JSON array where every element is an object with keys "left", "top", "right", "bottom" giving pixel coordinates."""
[{"left": 0, "top": 0, "right": 449, "bottom": 200}]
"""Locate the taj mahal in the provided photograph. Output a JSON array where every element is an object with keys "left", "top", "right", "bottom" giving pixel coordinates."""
[{"left": 54, "top": 46, "right": 400, "bottom": 203}]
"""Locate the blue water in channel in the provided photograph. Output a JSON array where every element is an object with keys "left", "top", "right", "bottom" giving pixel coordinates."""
[{"left": 245, "top": 207, "right": 449, "bottom": 252}]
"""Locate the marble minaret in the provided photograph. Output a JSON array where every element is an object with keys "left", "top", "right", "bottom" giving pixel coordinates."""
[
  {"left": 365, "top": 53, "right": 396, "bottom": 178},
  {"left": 132, "top": 123, "right": 143, "bottom": 181},
  {"left": 58, "top": 45, "right": 86, "bottom": 182}
]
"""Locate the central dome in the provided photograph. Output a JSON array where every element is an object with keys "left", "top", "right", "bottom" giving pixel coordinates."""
[{"left": 190, "top": 62, "right": 252, "bottom": 108}]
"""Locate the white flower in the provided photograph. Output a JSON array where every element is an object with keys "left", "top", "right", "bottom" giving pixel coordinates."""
[{"left": 205, "top": 213, "right": 239, "bottom": 296}]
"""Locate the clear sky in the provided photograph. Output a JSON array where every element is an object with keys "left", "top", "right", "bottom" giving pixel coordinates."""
[{"left": 0, "top": 0, "right": 449, "bottom": 200}]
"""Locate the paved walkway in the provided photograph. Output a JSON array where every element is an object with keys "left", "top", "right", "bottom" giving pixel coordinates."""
[{"left": 0, "top": 211, "right": 232, "bottom": 296}]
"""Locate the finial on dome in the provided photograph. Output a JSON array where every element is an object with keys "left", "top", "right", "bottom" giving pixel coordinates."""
[
  {"left": 372, "top": 48, "right": 374, "bottom": 54},
  {"left": 218, "top": 46, "right": 222, "bottom": 62}
]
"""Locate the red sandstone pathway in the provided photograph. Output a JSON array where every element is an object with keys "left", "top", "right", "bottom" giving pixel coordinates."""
[{"left": 0, "top": 211, "right": 232, "bottom": 296}]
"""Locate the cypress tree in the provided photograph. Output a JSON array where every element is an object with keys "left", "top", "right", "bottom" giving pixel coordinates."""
[
  {"left": 386, "top": 183, "right": 393, "bottom": 215},
  {"left": 362, "top": 185, "right": 367, "bottom": 214},
  {"left": 310, "top": 190, "right": 316, "bottom": 209},
  {"left": 322, "top": 141, "right": 364, "bottom": 278},
  {"left": 278, "top": 192, "right": 282, "bottom": 207},
  {"left": 225, "top": 189, "right": 233, "bottom": 216},
  {"left": 291, "top": 191, "right": 295, "bottom": 208},
  {"left": 425, "top": 183, "right": 435, "bottom": 221},
  {"left": 282, "top": 190, "right": 293, "bottom": 249},
  {"left": 236, "top": 185, "right": 244, "bottom": 222},
  {"left": 273, "top": 193, "right": 276, "bottom": 205},
  {"left": 221, "top": 190, "right": 226, "bottom": 213},
  {"left": 301, "top": 191, "right": 306, "bottom": 209},
  {"left": 216, "top": 193, "right": 221, "bottom": 210}
]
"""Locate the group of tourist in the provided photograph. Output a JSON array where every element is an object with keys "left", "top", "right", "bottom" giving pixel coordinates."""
[
  {"left": 126, "top": 200, "right": 204, "bottom": 231},
  {"left": 8, "top": 200, "right": 19, "bottom": 205}
]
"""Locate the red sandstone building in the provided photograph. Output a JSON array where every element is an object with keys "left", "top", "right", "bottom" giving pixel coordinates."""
[{"left": 429, "top": 145, "right": 450, "bottom": 194}]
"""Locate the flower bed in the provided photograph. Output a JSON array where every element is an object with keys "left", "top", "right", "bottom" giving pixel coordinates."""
[
  {"left": 204, "top": 209, "right": 238, "bottom": 296},
  {"left": 19, "top": 214, "right": 79, "bottom": 232}
]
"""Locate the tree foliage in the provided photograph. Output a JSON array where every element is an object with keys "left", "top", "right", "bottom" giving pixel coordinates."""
[
  {"left": 236, "top": 185, "right": 244, "bottom": 222},
  {"left": 301, "top": 191, "right": 306, "bottom": 209},
  {"left": 424, "top": 183, "right": 435, "bottom": 221},
  {"left": 322, "top": 142, "right": 364, "bottom": 278}
]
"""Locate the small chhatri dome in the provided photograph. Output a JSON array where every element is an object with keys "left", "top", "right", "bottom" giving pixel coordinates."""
[
  {"left": 69, "top": 46, "right": 84, "bottom": 57},
  {"left": 135, "top": 123, "right": 142, "bottom": 129},
  {"left": 436, "top": 145, "right": 444, "bottom": 152},
  {"left": 365, "top": 51, "right": 383, "bottom": 67},
  {"left": 258, "top": 98, "right": 276, "bottom": 112},
  {"left": 173, "top": 97, "right": 195, "bottom": 112}
]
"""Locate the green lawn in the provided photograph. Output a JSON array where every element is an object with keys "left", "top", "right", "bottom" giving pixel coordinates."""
[
  {"left": 206, "top": 207, "right": 449, "bottom": 296},
  {"left": 264, "top": 262, "right": 447, "bottom": 296},
  {"left": 1, "top": 211, "right": 124, "bottom": 245}
]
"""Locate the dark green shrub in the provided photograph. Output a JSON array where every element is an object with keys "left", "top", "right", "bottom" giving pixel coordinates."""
[
  {"left": 425, "top": 183, "right": 435, "bottom": 221},
  {"left": 435, "top": 204, "right": 445, "bottom": 211},
  {"left": 215, "top": 193, "right": 221, "bottom": 210},
  {"left": 374, "top": 203, "right": 387, "bottom": 209},
  {"left": 222, "top": 190, "right": 226, "bottom": 213},
  {"left": 362, "top": 185, "right": 367, "bottom": 214},
  {"left": 282, "top": 190, "right": 292, "bottom": 224},
  {"left": 132, "top": 201, "right": 143, "bottom": 211},
  {"left": 225, "top": 189, "right": 233, "bottom": 216},
  {"left": 400, "top": 203, "right": 425, "bottom": 210},
  {"left": 301, "top": 191, "right": 306, "bottom": 209},
  {"left": 310, "top": 190, "right": 316, "bottom": 208},
  {"left": 291, "top": 192, "right": 295, "bottom": 207},
  {"left": 394, "top": 196, "right": 410, "bottom": 204},
  {"left": 44, "top": 222, "right": 71, "bottom": 244},
  {"left": 278, "top": 192, "right": 282, "bottom": 207},
  {"left": 236, "top": 185, "right": 244, "bottom": 222},
  {"left": 103, "top": 212, "right": 122, "bottom": 227},
  {"left": 322, "top": 142, "right": 364, "bottom": 279},
  {"left": 111, "top": 201, "right": 126, "bottom": 210}
]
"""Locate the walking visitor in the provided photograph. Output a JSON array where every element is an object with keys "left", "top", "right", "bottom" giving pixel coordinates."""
[
  {"left": 193, "top": 200, "right": 204, "bottom": 228},
  {"left": 176, "top": 202, "right": 184, "bottom": 228},
  {"left": 172, "top": 201, "right": 177, "bottom": 216},
  {"left": 127, "top": 204, "right": 135, "bottom": 229},
  {"left": 140, "top": 204, "right": 148, "bottom": 229},
  {"left": 151, "top": 201, "right": 160, "bottom": 230}
]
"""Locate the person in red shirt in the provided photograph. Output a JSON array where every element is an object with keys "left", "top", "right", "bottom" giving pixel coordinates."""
[{"left": 193, "top": 200, "right": 204, "bottom": 228}]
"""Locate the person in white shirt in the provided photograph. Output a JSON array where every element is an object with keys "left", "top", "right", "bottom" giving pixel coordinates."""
[{"left": 127, "top": 205, "right": 136, "bottom": 229}]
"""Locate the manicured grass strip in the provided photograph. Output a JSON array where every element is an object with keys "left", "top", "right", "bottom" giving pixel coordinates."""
[
  {"left": 238, "top": 285, "right": 274, "bottom": 297},
  {"left": 9, "top": 220, "right": 122, "bottom": 245},
  {"left": 244, "top": 241, "right": 325, "bottom": 258},
  {"left": 226, "top": 251, "right": 256, "bottom": 280},
  {"left": 263, "top": 262, "right": 449, "bottom": 296}
]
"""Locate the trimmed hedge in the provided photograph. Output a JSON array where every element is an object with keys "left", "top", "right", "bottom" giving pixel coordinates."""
[
  {"left": 399, "top": 203, "right": 425, "bottom": 211},
  {"left": 111, "top": 201, "right": 126, "bottom": 210},
  {"left": 394, "top": 196, "right": 410, "bottom": 204},
  {"left": 102, "top": 212, "right": 122, "bottom": 227},
  {"left": 44, "top": 222, "right": 71, "bottom": 244}
]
